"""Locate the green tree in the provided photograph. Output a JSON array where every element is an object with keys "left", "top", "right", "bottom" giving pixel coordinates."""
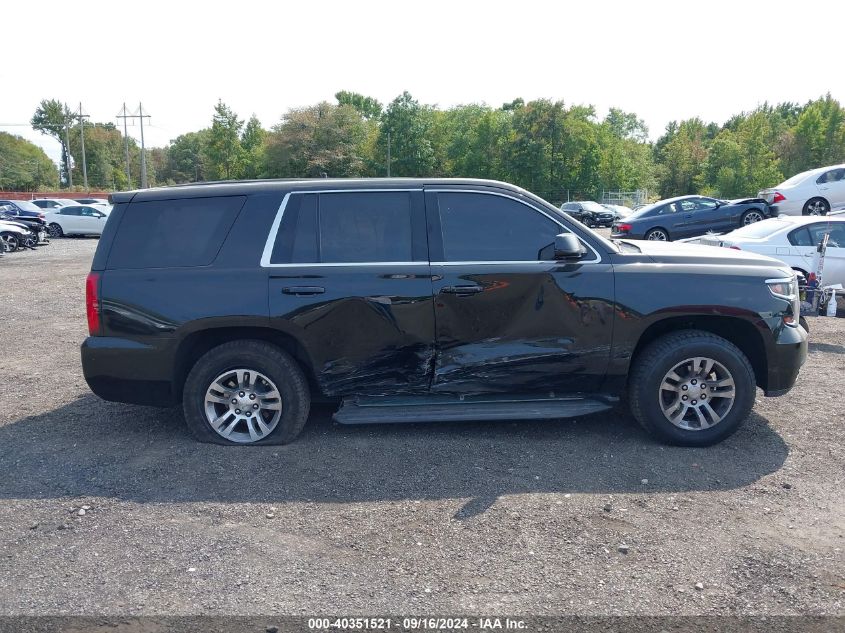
[
  {"left": 377, "top": 91, "right": 436, "bottom": 177},
  {"left": 0, "top": 132, "right": 59, "bottom": 190},
  {"left": 205, "top": 100, "right": 244, "bottom": 180},
  {"left": 31, "top": 99, "right": 73, "bottom": 186},
  {"left": 655, "top": 118, "right": 709, "bottom": 197},
  {"left": 335, "top": 91, "right": 383, "bottom": 120},
  {"left": 263, "top": 102, "right": 368, "bottom": 178},
  {"left": 167, "top": 130, "right": 209, "bottom": 183},
  {"left": 240, "top": 115, "right": 266, "bottom": 179}
]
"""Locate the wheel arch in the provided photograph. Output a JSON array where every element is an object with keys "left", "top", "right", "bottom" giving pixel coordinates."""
[
  {"left": 629, "top": 316, "right": 767, "bottom": 390},
  {"left": 173, "top": 326, "right": 320, "bottom": 402}
]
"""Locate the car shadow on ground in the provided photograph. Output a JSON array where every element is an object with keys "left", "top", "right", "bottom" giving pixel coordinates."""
[
  {"left": 0, "top": 394, "right": 789, "bottom": 515},
  {"left": 808, "top": 341, "right": 845, "bottom": 355}
]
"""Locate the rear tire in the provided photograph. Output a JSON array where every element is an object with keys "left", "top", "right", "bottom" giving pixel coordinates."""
[
  {"left": 803, "top": 197, "right": 829, "bottom": 216},
  {"left": 741, "top": 209, "right": 765, "bottom": 225},
  {"left": 182, "top": 340, "right": 310, "bottom": 445},
  {"left": 48, "top": 223, "right": 63, "bottom": 238},
  {"left": 645, "top": 228, "right": 670, "bottom": 241},
  {"left": 628, "top": 330, "right": 756, "bottom": 446}
]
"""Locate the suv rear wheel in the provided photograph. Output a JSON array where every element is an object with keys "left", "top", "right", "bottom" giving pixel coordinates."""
[
  {"left": 182, "top": 340, "right": 310, "bottom": 445},
  {"left": 628, "top": 330, "right": 756, "bottom": 446}
]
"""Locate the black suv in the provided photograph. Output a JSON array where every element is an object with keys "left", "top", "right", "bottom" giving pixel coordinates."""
[{"left": 82, "top": 179, "right": 807, "bottom": 447}]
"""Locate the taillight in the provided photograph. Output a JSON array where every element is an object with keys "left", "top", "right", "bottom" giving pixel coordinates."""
[
  {"left": 617, "top": 223, "right": 632, "bottom": 233},
  {"left": 38, "top": 213, "right": 45, "bottom": 220},
  {"left": 772, "top": 192, "right": 786, "bottom": 204},
  {"left": 86, "top": 272, "right": 101, "bottom": 335},
  {"left": 729, "top": 245, "right": 741, "bottom": 250}
]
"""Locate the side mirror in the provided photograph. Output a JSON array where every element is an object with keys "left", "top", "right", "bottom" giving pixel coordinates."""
[{"left": 554, "top": 233, "right": 584, "bottom": 260}]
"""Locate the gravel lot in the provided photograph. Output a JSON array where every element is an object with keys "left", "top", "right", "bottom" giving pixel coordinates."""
[{"left": 0, "top": 238, "right": 843, "bottom": 618}]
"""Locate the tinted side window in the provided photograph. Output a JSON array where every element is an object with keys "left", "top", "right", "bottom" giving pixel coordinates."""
[
  {"left": 438, "top": 192, "right": 563, "bottom": 262},
  {"left": 808, "top": 223, "right": 845, "bottom": 247},
  {"left": 318, "top": 192, "right": 412, "bottom": 263},
  {"left": 270, "top": 194, "right": 318, "bottom": 264},
  {"left": 788, "top": 227, "right": 812, "bottom": 246},
  {"left": 108, "top": 196, "right": 245, "bottom": 269}
]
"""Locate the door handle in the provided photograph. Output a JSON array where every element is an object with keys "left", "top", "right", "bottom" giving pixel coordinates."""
[
  {"left": 282, "top": 286, "right": 325, "bottom": 296},
  {"left": 441, "top": 285, "right": 483, "bottom": 295}
]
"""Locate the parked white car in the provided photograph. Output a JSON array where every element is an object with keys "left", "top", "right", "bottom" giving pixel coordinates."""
[
  {"left": 44, "top": 204, "right": 110, "bottom": 237},
  {"left": 0, "top": 220, "right": 33, "bottom": 251},
  {"left": 31, "top": 198, "right": 74, "bottom": 211},
  {"left": 759, "top": 164, "right": 845, "bottom": 216},
  {"left": 698, "top": 216, "right": 845, "bottom": 285}
]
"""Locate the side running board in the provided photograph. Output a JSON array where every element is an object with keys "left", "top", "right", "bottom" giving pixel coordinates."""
[{"left": 333, "top": 394, "right": 616, "bottom": 425}]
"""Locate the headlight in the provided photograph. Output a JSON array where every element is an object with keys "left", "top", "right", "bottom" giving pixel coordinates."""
[{"left": 767, "top": 275, "right": 800, "bottom": 326}]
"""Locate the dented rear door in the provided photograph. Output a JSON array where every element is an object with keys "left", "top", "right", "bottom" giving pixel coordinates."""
[{"left": 266, "top": 189, "right": 436, "bottom": 397}]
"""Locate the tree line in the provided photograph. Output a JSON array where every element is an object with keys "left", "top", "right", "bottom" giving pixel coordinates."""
[{"left": 8, "top": 92, "right": 845, "bottom": 203}]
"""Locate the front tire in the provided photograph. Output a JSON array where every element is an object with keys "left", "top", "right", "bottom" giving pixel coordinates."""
[
  {"left": 1, "top": 232, "right": 20, "bottom": 251},
  {"left": 48, "top": 223, "right": 64, "bottom": 238},
  {"left": 803, "top": 197, "right": 829, "bottom": 216},
  {"left": 628, "top": 330, "right": 756, "bottom": 446},
  {"left": 182, "top": 340, "right": 310, "bottom": 445},
  {"left": 645, "top": 228, "right": 670, "bottom": 241}
]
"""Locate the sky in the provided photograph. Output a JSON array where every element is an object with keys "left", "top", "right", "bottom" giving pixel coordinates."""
[{"left": 2, "top": 0, "right": 843, "bottom": 165}]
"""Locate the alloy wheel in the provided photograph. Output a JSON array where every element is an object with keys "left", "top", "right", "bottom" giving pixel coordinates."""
[
  {"left": 646, "top": 230, "right": 668, "bottom": 241},
  {"left": 203, "top": 368, "right": 283, "bottom": 443},
  {"left": 658, "top": 357, "right": 736, "bottom": 430},
  {"left": 743, "top": 211, "right": 764, "bottom": 225},
  {"left": 807, "top": 200, "right": 827, "bottom": 215}
]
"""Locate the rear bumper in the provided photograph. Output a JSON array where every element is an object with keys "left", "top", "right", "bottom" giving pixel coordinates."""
[
  {"left": 763, "top": 324, "right": 808, "bottom": 396},
  {"left": 81, "top": 336, "right": 178, "bottom": 407}
]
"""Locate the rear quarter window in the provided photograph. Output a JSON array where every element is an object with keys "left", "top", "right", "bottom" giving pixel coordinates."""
[{"left": 107, "top": 196, "right": 245, "bottom": 269}]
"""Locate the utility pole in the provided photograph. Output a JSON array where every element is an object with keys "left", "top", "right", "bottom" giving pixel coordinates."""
[
  {"left": 116, "top": 103, "right": 132, "bottom": 188},
  {"left": 138, "top": 102, "right": 149, "bottom": 188},
  {"left": 76, "top": 103, "right": 90, "bottom": 190},
  {"left": 386, "top": 131, "right": 391, "bottom": 177},
  {"left": 115, "top": 103, "right": 151, "bottom": 188},
  {"left": 63, "top": 121, "right": 73, "bottom": 189}
]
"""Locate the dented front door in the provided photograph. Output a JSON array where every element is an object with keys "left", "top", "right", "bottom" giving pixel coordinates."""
[{"left": 426, "top": 188, "right": 615, "bottom": 395}]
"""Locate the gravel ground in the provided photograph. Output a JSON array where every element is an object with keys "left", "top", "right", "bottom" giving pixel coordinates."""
[{"left": 0, "top": 238, "right": 843, "bottom": 618}]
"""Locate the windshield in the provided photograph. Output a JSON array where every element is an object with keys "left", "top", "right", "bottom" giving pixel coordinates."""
[
  {"left": 15, "top": 201, "right": 41, "bottom": 212},
  {"left": 728, "top": 218, "right": 790, "bottom": 238},
  {"left": 581, "top": 201, "right": 606, "bottom": 212}
]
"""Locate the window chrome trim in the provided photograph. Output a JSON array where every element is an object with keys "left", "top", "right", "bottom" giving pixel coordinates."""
[
  {"left": 259, "top": 187, "right": 602, "bottom": 267},
  {"left": 426, "top": 188, "right": 602, "bottom": 264}
]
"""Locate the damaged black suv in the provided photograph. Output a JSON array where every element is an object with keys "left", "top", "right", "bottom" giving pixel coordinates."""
[{"left": 81, "top": 179, "right": 807, "bottom": 447}]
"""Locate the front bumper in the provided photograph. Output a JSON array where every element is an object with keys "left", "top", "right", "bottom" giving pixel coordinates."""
[
  {"left": 763, "top": 323, "right": 808, "bottom": 396},
  {"left": 81, "top": 336, "right": 178, "bottom": 406}
]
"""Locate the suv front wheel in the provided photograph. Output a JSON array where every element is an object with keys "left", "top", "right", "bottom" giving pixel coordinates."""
[
  {"left": 182, "top": 340, "right": 310, "bottom": 445},
  {"left": 628, "top": 330, "right": 756, "bottom": 446}
]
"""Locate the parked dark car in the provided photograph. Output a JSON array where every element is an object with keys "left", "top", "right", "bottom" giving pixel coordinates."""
[
  {"left": 0, "top": 203, "right": 48, "bottom": 245},
  {"left": 560, "top": 201, "right": 615, "bottom": 227},
  {"left": 82, "top": 179, "right": 806, "bottom": 448},
  {"left": 610, "top": 195, "right": 774, "bottom": 241},
  {"left": 0, "top": 199, "right": 48, "bottom": 220}
]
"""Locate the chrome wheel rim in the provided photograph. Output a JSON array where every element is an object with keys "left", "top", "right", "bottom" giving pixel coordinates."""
[
  {"left": 743, "top": 211, "right": 764, "bottom": 225},
  {"left": 659, "top": 357, "right": 735, "bottom": 431},
  {"left": 48, "top": 224, "right": 62, "bottom": 238},
  {"left": 808, "top": 201, "right": 826, "bottom": 215},
  {"left": 647, "top": 230, "right": 667, "bottom": 241},
  {"left": 203, "top": 368, "right": 283, "bottom": 443}
]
